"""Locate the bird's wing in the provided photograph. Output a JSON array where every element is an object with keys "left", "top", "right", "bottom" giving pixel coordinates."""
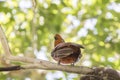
[
  {"left": 55, "top": 42, "right": 84, "bottom": 50},
  {"left": 68, "top": 42, "right": 84, "bottom": 49},
  {"left": 51, "top": 47, "right": 73, "bottom": 58}
]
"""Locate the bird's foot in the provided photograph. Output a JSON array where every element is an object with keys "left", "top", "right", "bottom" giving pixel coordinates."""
[
  {"left": 71, "top": 63, "right": 74, "bottom": 66},
  {"left": 58, "top": 60, "right": 61, "bottom": 65}
]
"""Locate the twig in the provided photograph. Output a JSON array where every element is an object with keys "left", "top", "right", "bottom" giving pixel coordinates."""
[
  {"left": 0, "top": 26, "right": 11, "bottom": 56},
  {"left": 31, "top": 0, "right": 37, "bottom": 52}
]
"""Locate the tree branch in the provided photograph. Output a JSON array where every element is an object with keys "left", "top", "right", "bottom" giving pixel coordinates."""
[
  {"left": 0, "top": 26, "right": 11, "bottom": 56},
  {"left": 0, "top": 66, "right": 22, "bottom": 71},
  {"left": 7, "top": 55, "right": 93, "bottom": 74}
]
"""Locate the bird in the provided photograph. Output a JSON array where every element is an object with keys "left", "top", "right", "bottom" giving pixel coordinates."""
[{"left": 51, "top": 34, "right": 84, "bottom": 66}]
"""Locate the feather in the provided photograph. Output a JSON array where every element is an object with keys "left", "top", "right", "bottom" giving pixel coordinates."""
[{"left": 52, "top": 47, "right": 73, "bottom": 58}]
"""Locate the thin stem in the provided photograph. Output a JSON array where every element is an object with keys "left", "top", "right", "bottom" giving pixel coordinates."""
[{"left": 0, "top": 26, "right": 11, "bottom": 56}]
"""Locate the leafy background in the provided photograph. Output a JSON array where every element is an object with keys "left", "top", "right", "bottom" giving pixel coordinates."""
[{"left": 0, "top": 0, "right": 120, "bottom": 80}]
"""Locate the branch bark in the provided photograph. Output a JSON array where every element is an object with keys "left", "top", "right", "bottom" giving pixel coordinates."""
[
  {"left": 80, "top": 67, "right": 120, "bottom": 80},
  {"left": 7, "top": 56, "right": 93, "bottom": 74},
  {"left": 0, "top": 26, "right": 11, "bottom": 56},
  {"left": 0, "top": 66, "right": 21, "bottom": 71}
]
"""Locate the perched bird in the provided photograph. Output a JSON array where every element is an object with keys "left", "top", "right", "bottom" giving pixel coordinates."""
[{"left": 51, "top": 34, "right": 84, "bottom": 66}]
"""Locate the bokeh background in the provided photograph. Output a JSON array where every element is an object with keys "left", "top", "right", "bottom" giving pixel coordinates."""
[{"left": 0, "top": 0, "right": 120, "bottom": 80}]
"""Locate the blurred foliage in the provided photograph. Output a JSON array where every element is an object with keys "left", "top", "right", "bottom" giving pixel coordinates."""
[{"left": 0, "top": 0, "right": 120, "bottom": 80}]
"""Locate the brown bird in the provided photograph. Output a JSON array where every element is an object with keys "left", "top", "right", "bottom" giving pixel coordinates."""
[{"left": 51, "top": 34, "right": 84, "bottom": 66}]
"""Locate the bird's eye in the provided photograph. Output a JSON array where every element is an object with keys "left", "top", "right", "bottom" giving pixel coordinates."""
[{"left": 54, "top": 36, "right": 58, "bottom": 40}]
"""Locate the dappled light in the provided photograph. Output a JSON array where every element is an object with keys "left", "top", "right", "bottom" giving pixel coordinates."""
[{"left": 0, "top": 0, "right": 120, "bottom": 80}]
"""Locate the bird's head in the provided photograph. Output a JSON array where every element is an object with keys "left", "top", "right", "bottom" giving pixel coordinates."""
[{"left": 54, "top": 34, "right": 65, "bottom": 47}]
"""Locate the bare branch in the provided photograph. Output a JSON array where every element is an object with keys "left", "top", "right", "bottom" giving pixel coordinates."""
[
  {"left": 7, "top": 55, "right": 93, "bottom": 74},
  {"left": 31, "top": 0, "right": 37, "bottom": 52},
  {"left": 0, "top": 66, "right": 21, "bottom": 71},
  {"left": 0, "top": 26, "right": 11, "bottom": 56}
]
